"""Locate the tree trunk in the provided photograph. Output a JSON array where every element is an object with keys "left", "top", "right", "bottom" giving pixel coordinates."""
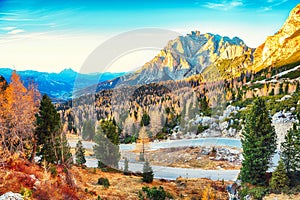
[{"left": 29, "top": 139, "right": 36, "bottom": 163}]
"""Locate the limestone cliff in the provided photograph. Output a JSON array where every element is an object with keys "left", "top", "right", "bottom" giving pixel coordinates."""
[
  {"left": 253, "top": 4, "right": 300, "bottom": 72},
  {"left": 123, "top": 31, "right": 251, "bottom": 85}
]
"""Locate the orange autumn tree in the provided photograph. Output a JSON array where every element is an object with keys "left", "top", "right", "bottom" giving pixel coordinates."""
[{"left": 0, "top": 71, "right": 40, "bottom": 161}]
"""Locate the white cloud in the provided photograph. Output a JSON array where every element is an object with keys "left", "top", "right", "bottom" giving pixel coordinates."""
[
  {"left": 0, "top": 17, "right": 32, "bottom": 21},
  {"left": 205, "top": 0, "right": 243, "bottom": 11},
  {"left": 7, "top": 29, "right": 25, "bottom": 35},
  {"left": 261, "top": 0, "right": 288, "bottom": 12},
  {"left": 1, "top": 27, "right": 16, "bottom": 31}
]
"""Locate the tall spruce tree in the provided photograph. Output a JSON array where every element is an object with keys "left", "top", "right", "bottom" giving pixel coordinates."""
[
  {"left": 75, "top": 140, "right": 86, "bottom": 165},
  {"left": 240, "top": 98, "right": 277, "bottom": 185},
  {"left": 93, "top": 119, "right": 120, "bottom": 168},
  {"left": 281, "top": 123, "right": 300, "bottom": 176},
  {"left": 35, "top": 94, "right": 72, "bottom": 165}
]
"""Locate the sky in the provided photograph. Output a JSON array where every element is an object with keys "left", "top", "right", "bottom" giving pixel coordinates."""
[{"left": 0, "top": 0, "right": 298, "bottom": 73}]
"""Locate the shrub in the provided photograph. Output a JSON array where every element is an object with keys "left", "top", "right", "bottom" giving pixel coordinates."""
[
  {"left": 197, "top": 124, "right": 209, "bottom": 134},
  {"left": 20, "top": 187, "right": 32, "bottom": 200},
  {"left": 97, "top": 177, "right": 110, "bottom": 188},
  {"left": 239, "top": 186, "right": 269, "bottom": 200},
  {"left": 49, "top": 165, "right": 57, "bottom": 177},
  {"left": 139, "top": 186, "right": 167, "bottom": 200}
]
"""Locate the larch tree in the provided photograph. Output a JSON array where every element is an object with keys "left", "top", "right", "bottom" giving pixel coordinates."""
[
  {"left": 0, "top": 72, "right": 39, "bottom": 160},
  {"left": 136, "top": 126, "right": 150, "bottom": 161},
  {"left": 149, "top": 109, "right": 163, "bottom": 136},
  {"left": 240, "top": 98, "right": 277, "bottom": 186}
]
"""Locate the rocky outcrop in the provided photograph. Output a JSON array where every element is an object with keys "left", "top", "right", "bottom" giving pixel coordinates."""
[
  {"left": 253, "top": 4, "right": 300, "bottom": 71},
  {"left": 0, "top": 192, "right": 23, "bottom": 200}
]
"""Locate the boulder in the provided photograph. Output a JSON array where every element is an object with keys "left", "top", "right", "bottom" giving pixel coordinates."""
[{"left": 0, "top": 192, "right": 23, "bottom": 200}]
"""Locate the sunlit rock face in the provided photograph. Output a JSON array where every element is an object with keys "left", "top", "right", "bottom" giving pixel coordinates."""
[
  {"left": 124, "top": 31, "right": 251, "bottom": 85},
  {"left": 254, "top": 4, "right": 300, "bottom": 71}
]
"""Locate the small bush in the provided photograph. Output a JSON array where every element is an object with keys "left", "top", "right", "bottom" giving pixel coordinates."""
[
  {"left": 97, "top": 177, "right": 110, "bottom": 188},
  {"left": 139, "top": 186, "right": 167, "bottom": 200},
  {"left": 20, "top": 187, "right": 32, "bottom": 200},
  {"left": 197, "top": 124, "right": 209, "bottom": 134},
  {"left": 240, "top": 186, "right": 269, "bottom": 200},
  {"left": 48, "top": 165, "right": 57, "bottom": 177}
]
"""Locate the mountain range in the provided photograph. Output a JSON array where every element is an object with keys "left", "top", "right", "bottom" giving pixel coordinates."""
[
  {"left": 1, "top": 4, "right": 299, "bottom": 99},
  {"left": 0, "top": 68, "right": 125, "bottom": 100}
]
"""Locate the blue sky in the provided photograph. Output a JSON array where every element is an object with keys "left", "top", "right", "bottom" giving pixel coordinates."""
[{"left": 0, "top": 0, "right": 298, "bottom": 73}]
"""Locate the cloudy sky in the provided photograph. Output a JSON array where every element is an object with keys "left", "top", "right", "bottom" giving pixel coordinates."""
[{"left": 0, "top": 0, "right": 298, "bottom": 73}]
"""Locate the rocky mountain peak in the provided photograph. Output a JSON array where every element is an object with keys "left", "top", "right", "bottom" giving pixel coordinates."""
[
  {"left": 121, "top": 31, "right": 251, "bottom": 85},
  {"left": 253, "top": 4, "right": 300, "bottom": 71}
]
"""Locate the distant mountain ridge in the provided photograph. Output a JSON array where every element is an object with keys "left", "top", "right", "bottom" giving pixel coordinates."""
[{"left": 0, "top": 68, "right": 126, "bottom": 100}]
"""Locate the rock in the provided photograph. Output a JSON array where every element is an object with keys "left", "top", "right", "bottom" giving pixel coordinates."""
[
  {"left": 219, "top": 121, "right": 229, "bottom": 131},
  {"left": 0, "top": 192, "right": 23, "bottom": 200},
  {"left": 228, "top": 149, "right": 240, "bottom": 155},
  {"left": 280, "top": 95, "right": 292, "bottom": 101}
]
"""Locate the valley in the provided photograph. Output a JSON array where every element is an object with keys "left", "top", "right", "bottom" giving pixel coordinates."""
[{"left": 0, "top": 3, "right": 300, "bottom": 200}]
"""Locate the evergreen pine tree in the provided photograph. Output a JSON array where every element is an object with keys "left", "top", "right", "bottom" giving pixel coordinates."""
[
  {"left": 142, "top": 160, "right": 154, "bottom": 183},
  {"left": 0, "top": 76, "right": 7, "bottom": 91},
  {"left": 82, "top": 120, "right": 95, "bottom": 140},
  {"left": 281, "top": 124, "right": 300, "bottom": 176},
  {"left": 93, "top": 119, "right": 120, "bottom": 168},
  {"left": 75, "top": 140, "right": 86, "bottom": 165},
  {"left": 140, "top": 112, "right": 150, "bottom": 126},
  {"left": 279, "top": 83, "right": 284, "bottom": 95},
  {"left": 200, "top": 95, "right": 210, "bottom": 116},
  {"left": 35, "top": 94, "right": 72, "bottom": 165},
  {"left": 124, "top": 157, "right": 129, "bottom": 174},
  {"left": 270, "top": 158, "right": 289, "bottom": 193},
  {"left": 284, "top": 83, "right": 289, "bottom": 94},
  {"left": 240, "top": 98, "right": 277, "bottom": 186}
]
